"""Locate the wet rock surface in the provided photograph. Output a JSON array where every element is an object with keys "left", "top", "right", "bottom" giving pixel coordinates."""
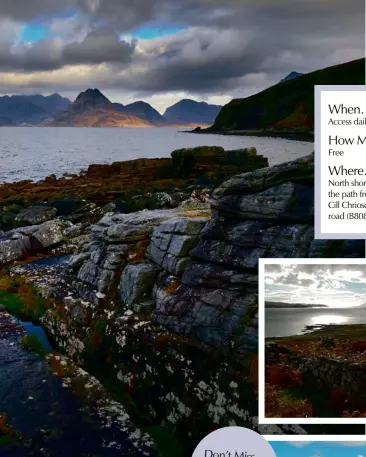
[
  {"left": 0, "top": 307, "right": 155, "bottom": 456},
  {"left": 0, "top": 219, "right": 88, "bottom": 264}
]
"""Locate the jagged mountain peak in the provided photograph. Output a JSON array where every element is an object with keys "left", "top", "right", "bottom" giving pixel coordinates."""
[{"left": 73, "top": 88, "right": 112, "bottom": 111}]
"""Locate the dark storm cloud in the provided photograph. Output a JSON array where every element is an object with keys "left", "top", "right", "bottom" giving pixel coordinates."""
[
  {"left": 0, "top": 0, "right": 75, "bottom": 21},
  {"left": 1, "top": 0, "right": 363, "bottom": 35},
  {"left": 0, "top": 0, "right": 364, "bottom": 97},
  {"left": 264, "top": 265, "right": 282, "bottom": 274},
  {"left": 0, "top": 0, "right": 163, "bottom": 29},
  {"left": 63, "top": 30, "right": 137, "bottom": 65},
  {"left": 92, "top": 0, "right": 364, "bottom": 94},
  {"left": 0, "top": 30, "right": 136, "bottom": 71},
  {"left": 103, "top": 28, "right": 266, "bottom": 93}
]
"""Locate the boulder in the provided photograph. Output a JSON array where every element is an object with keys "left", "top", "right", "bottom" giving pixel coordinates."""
[
  {"left": 211, "top": 182, "right": 314, "bottom": 222},
  {"left": 32, "top": 220, "right": 66, "bottom": 248},
  {"left": 0, "top": 220, "right": 69, "bottom": 264},
  {"left": 171, "top": 146, "right": 264, "bottom": 176},
  {"left": 15, "top": 206, "right": 57, "bottom": 226},
  {"left": 212, "top": 151, "right": 314, "bottom": 199},
  {"left": 120, "top": 263, "right": 159, "bottom": 307},
  {"left": 148, "top": 217, "right": 208, "bottom": 276},
  {"left": 0, "top": 234, "right": 32, "bottom": 264}
]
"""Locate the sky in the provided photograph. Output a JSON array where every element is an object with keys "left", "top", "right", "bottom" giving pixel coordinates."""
[
  {"left": 0, "top": 0, "right": 364, "bottom": 113},
  {"left": 264, "top": 264, "right": 366, "bottom": 308},
  {"left": 270, "top": 441, "right": 366, "bottom": 457}
]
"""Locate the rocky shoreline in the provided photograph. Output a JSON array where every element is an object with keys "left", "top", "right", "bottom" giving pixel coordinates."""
[
  {"left": 1, "top": 147, "right": 365, "bottom": 456},
  {"left": 184, "top": 127, "right": 314, "bottom": 143}
]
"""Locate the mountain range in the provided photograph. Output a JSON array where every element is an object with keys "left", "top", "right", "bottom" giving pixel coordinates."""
[
  {"left": 0, "top": 90, "right": 223, "bottom": 127},
  {"left": 50, "top": 89, "right": 149, "bottom": 127},
  {"left": 0, "top": 93, "right": 70, "bottom": 126},
  {"left": 0, "top": 69, "right": 308, "bottom": 128},
  {"left": 3, "top": 61, "right": 357, "bottom": 130}
]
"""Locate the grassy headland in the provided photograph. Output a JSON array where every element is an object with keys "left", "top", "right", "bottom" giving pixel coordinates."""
[{"left": 195, "top": 58, "right": 365, "bottom": 138}]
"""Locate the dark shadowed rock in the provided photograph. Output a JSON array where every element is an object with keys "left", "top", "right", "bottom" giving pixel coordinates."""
[
  {"left": 15, "top": 206, "right": 57, "bottom": 226},
  {"left": 212, "top": 152, "right": 314, "bottom": 199},
  {"left": 120, "top": 263, "right": 159, "bottom": 308}
]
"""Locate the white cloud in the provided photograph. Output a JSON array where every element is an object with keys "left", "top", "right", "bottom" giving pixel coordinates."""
[
  {"left": 288, "top": 441, "right": 312, "bottom": 447},
  {"left": 265, "top": 264, "right": 366, "bottom": 307}
]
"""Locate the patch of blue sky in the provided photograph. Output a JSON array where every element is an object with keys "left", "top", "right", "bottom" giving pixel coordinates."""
[
  {"left": 16, "top": 9, "right": 79, "bottom": 44},
  {"left": 17, "top": 24, "right": 49, "bottom": 43},
  {"left": 340, "top": 280, "right": 366, "bottom": 295},
  {"left": 131, "top": 26, "right": 184, "bottom": 39}
]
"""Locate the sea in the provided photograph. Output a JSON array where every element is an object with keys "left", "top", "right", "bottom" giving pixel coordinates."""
[
  {"left": 265, "top": 306, "right": 366, "bottom": 338},
  {"left": 0, "top": 127, "right": 314, "bottom": 182}
]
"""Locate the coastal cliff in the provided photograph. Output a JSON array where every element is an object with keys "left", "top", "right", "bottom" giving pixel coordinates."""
[
  {"left": 193, "top": 58, "right": 365, "bottom": 138},
  {"left": 0, "top": 150, "right": 364, "bottom": 454}
]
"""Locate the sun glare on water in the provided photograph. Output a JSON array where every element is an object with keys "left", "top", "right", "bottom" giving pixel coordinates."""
[{"left": 311, "top": 314, "right": 349, "bottom": 326}]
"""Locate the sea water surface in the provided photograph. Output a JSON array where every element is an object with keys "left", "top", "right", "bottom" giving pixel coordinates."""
[
  {"left": 266, "top": 306, "right": 366, "bottom": 338},
  {"left": 0, "top": 127, "right": 314, "bottom": 182}
]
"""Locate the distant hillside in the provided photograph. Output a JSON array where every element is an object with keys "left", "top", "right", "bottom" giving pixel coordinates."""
[
  {"left": 51, "top": 89, "right": 151, "bottom": 127},
  {"left": 212, "top": 58, "right": 365, "bottom": 132},
  {"left": 164, "top": 99, "right": 222, "bottom": 125},
  {"left": 266, "top": 301, "right": 328, "bottom": 309},
  {"left": 24, "top": 93, "right": 70, "bottom": 116},
  {"left": 115, "top": 101, "right": 166, "bottom": 125},
  {"left": 0, "top": 93, "right": 70, "bottom": 126}
]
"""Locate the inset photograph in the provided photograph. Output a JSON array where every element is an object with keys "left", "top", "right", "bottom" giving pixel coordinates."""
[
  {"left": 259, "top": 259, "right": 366, "bottom": 424},
  {"left": 267, "top": 438, "right": 366, "bottom": 457}
]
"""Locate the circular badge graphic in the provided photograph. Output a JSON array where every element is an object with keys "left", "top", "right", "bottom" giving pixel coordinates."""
[{"left": 192, "top": 426, "right": 276, "bottom": 457}]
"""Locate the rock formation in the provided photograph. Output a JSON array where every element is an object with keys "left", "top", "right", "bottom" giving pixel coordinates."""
[
  {"left": 2, "top": 150, "right": 364, "bottom": 453},
  {"left": 0, "top": 146, "right": 268, "bottom": 210}
]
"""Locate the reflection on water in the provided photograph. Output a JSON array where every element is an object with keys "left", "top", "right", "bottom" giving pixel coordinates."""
[
  {"left": 19, "top": 320, "right": 53, "bottom": 352},
  {"left": 311, "top": 314, "right": 349, "bottom": 326},
  {"left": 22, "top": 254, "right": 72, "bottom": 268},
  {"left": 266, "top": 306, "right": 366, "bottom": 337},
  {"left": 0, "top": 127, "right": 314, "bottom": 182}
]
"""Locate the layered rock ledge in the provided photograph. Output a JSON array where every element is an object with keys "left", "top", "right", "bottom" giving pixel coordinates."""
[{"left": 2, "top": 151, "right": 365, "bottom": 454}]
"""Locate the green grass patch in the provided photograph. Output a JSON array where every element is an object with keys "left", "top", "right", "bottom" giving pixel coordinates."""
[
  {"left": 19, "top": 334, "right": 48, "bottom": 359},
  {"left": 0, "top": 287, "right": 46, "bottom": 321},
  {"left": 279, "top": 384, "right": 340, "bottom": 418},
  {"left": 0, "top": 436, "right": 21, "bottom": 447},
  {"left": 143, "top": 425, "right": 184, "bottom": 457}
]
